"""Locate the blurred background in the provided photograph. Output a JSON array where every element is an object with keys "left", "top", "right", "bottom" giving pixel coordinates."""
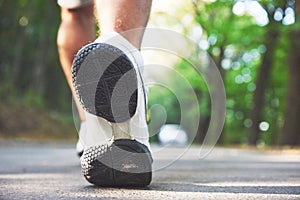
[{"left": 0, "top": 0, "right": 299, "bottom": 147}]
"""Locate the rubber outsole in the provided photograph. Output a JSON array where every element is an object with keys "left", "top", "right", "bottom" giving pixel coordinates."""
[
  {"left": 72, "top": 43, "right": 138, "bottom": 123},
  {"left": 81, "top": 139, "right": 152, "bottom": 187}
]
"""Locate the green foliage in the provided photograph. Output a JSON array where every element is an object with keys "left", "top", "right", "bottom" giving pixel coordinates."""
[
  {"left": 0, "top": 1, "right": 74, "bottom": 138},
  {"left": 0, "top": 0, "right": 295, "bottom": 144},
  {"left": 148, "top": 0, "right": 292, "bottom": 145},
  {"left": 0, "top": 0, "right": 70, "bottom": 112}
]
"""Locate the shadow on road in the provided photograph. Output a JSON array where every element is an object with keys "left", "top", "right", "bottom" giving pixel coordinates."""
[{"left": 149, "top": 183, "right": 300, "bottom": 195}]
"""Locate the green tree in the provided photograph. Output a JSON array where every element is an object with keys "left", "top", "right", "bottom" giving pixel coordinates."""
[
  {"left": 279, "top": 0, "right": 300, "bottom": 145},
  {"left": 193, "top": 0, "right": 264, "bottom": 144},
  {"left": 0, "top": 0, "right": 69, "bottom": 110},
  {"left": 248, "top": 0, "right": 285, "bottom": 145}
]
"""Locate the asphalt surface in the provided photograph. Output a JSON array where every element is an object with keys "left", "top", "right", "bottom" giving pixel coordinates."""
[{"left": 0, "top": 141, "right": 299, "bottom": 200}]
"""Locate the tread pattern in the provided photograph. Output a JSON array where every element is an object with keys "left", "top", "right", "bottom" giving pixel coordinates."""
[
  {"left": 72, "top": 43, "right": 138, "bottom": 123},
  {"left": 81, "top": 139, "right": 152, "bottom": 187}
]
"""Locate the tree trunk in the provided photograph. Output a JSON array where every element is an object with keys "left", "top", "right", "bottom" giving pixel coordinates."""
[
  {"left": 12, "top": 26, "right": 26, "bottom": 89},
  {"left": 216, "top": 47, "right": 225, "bottom": 144},
  {"left": 30, "top": 1, "right": 53, "bottom": 94},
  {"left": 279, "top": 1, "right": 300, "bottom": 145},
  {"left": 248, "top": 20, "right": 280, "bottom": 145}
]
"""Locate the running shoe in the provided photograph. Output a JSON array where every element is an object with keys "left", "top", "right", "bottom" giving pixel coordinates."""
[{"left": 72, "top": 42, "right": 152, "bottom": 187}]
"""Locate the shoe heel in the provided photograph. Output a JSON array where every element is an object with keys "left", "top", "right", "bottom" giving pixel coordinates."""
[{"left": 81, "top": 139, "right": 152, "bottom": 187}]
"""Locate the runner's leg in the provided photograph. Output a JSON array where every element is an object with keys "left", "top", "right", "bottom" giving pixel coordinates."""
[{"left": 57, "top": 4, "right": 95, "bottom": 122}]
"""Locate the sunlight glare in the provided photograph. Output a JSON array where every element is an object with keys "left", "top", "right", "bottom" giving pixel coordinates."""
[
  {"left": 232, "top": 1, "right": 245, "bottom": 16},
  {"left": 283, "top": 7, "right": 295, "bottom": 25},
  {"left": 274, "top": 8, "right": 284, "bottom": 22},
  {"left": 233, "top": 1, "right": 269, "bottom": 26}
]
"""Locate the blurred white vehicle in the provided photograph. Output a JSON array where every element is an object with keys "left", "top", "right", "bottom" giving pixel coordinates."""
[{"left": 158, "top": 124, "right": 188, "bottom": 146}]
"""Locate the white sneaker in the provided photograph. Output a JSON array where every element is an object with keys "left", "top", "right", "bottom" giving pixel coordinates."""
[{"left": 72, "top": 32, "right": 152, "bottom": 187}]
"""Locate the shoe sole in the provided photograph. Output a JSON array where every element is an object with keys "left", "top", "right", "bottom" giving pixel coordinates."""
[
  {"left": 72, "top": 43, "right": 138, "bottom": 123},
  {"left": 81, "top": 139, "right": 152, "bottom": 187},
  {"left": 72, "top": 43, "right": 152, "bottom": 187}
]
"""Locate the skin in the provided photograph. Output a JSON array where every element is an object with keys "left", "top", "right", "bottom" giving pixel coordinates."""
[
  {"left": 57, "top": 0, "right": 152, "bottom": 122},
  {"left": 95, "top": 0, "right": 152, "bottom": 49}
]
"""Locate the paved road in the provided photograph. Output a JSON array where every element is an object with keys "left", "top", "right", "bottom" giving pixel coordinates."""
[{"left": 0, "top": 141, "right": 299, "bottom": 200}]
